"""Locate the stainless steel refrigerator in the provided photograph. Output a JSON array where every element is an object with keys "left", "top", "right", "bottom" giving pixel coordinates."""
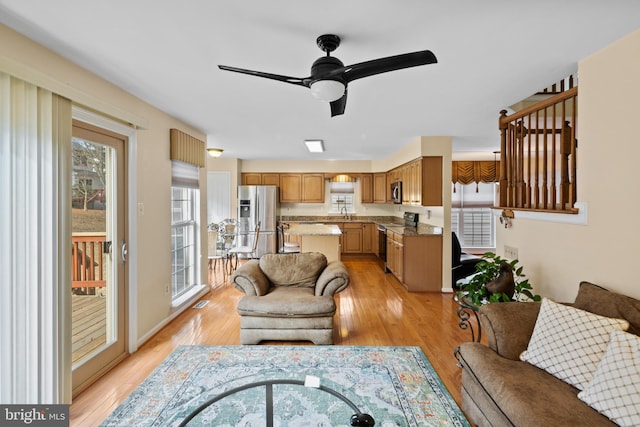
[{"left": 237, "top": 185, "right": 278, "bottom": 258}]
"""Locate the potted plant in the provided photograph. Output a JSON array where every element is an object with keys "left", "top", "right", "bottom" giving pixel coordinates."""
[{"left": 457, "top": 252, "right": 541, "bottom": 306}]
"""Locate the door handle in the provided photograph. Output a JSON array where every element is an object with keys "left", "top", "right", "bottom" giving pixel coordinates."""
[{"left": 121, "top": 240, "right": 128, "bottom": 264}]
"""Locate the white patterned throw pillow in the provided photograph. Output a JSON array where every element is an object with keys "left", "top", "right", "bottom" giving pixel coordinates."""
[
  {"left": 578, "top": 330, "right": 640, "bottom": 427},
  {"left": 520, "top": 298, "right": 629, "bottom": 390}
]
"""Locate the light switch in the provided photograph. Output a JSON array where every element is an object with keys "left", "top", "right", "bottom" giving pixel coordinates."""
[{"left": 137, "top": 202, "right": 145, "bottom": 216}]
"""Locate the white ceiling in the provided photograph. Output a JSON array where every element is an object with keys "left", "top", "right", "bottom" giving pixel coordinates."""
[{"left": 1, "top": 1, "right": 639, "bottom": 160}]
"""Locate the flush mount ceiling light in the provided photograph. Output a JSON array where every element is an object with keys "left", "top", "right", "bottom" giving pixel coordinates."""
[
  {"left": 218, "top": 34, "right": 437, "bottom": 117},
  {"left": 304, "top": 139, "right": 324, "bottom": 153},
  {"left": 207, "top": 148, "right": 224, "bottom": 157}
]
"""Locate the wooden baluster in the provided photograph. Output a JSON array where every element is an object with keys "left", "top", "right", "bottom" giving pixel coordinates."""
[
  {"left": 542, "top": 106, "right": 548, "bottom": 209},
  {"left": 98, "top": 240, "right": 104, "bottom": 282},
  {"left": 551, "top": 103, "right": 557, "bottom": 209},
  {"left": 72, "top": 242, "right": 79, "bottom": 283},
  {"left": 533, "top": 110, "right": 540, "bottom": 209},
  {"left": 570, "top": 92, "right": 578, "bottom": 206},
  {"left": 499, "top": 111, "right": 508, "bottom": 207},
  {"left": 526, "top": 113, "right": 532, "bottom": 208}
]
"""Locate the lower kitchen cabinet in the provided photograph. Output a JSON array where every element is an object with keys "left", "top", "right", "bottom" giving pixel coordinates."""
[
  {"left": 387, "top": 232, "right": 442, "bottom": 292},
  {"left": 362, "top": 223, "right": 376, "bottom": 253},
  {"left": 342, "top": 223, "right": 363, "bottom": 253}
]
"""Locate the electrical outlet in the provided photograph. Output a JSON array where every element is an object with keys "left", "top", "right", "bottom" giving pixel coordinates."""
[
  {"left": 504, "top": 245, "right": 518, "bottom": 260},
  {"left": 165, "top": 284, "right": 170, "bottom": 295},
  {"left": 137, "top": 202, "right": 145, "bottom": 216}
]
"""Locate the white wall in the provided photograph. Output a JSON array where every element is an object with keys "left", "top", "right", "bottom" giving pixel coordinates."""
[{"left": 496, "top": 28, "right": 640, "bottom": 302}]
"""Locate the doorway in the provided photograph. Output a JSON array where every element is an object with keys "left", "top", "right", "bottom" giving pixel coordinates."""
[{"left": 71, "top": 120, "right": 128, "bottom": 396}]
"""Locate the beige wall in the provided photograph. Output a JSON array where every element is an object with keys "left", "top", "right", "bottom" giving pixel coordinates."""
[
  {"left": 497, "top": 28, "right": 640, "bottom": 302},
  {"left": 0, "top": 23, "right": 208, "bottom": 342}
]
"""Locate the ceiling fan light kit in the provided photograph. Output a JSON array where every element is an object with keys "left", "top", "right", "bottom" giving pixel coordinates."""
[
  {"left": 310, "top": 80, "right": 345, "bottom": 102},
  {"left": 218, "top": 34, "right": 437, "bottom": 117}
]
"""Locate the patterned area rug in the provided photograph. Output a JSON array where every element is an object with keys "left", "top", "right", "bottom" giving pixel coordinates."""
[{"left": 101, "top": 346, "right": 469, "bottom": 426}]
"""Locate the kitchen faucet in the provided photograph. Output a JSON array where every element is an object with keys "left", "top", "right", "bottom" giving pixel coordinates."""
[{"left": 340, "top": 206, "right": 351, "bottom": 220}]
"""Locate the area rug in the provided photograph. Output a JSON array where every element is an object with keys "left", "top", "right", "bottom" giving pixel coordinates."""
[{"left": 101, "top": 345, "right": 469, "bottom": 426}]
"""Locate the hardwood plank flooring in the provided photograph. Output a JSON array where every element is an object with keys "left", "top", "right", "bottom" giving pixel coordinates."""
[{"left": 70, "top": 255, "right": 480, "bottom": 426}]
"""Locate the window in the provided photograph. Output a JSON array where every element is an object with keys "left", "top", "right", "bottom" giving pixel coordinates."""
[
  {"left": 329, "top": 182, "right": 355, "bottom": 213},
  {"left": 452, "top": 182, "right": 496, "bottom": 250},
  {"left": 171, "top": 161, "right": 201, "bottom": 300}
]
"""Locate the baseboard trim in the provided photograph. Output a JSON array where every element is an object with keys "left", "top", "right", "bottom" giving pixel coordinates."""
[{"left": 136, "top": 285, "right": 210, "bottom": 348}]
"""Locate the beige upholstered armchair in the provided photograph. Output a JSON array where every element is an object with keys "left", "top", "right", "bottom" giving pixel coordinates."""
[{"left": 231, "top": 252, "right": 350, "bottom": 345}]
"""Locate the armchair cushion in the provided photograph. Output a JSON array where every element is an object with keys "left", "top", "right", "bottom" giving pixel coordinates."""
[
  {"left": 259, "top": 252, "right": 327, "bottom": 288},
  {"left": 237, "top": 286, "right": 335, "bottom": 318}
]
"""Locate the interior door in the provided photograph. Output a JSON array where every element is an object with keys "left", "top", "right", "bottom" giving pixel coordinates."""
[{"left": 71, "top": 120, "right": 128, "bottom": 396}]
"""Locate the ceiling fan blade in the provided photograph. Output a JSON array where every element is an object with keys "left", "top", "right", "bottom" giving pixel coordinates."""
[
  {"left": 339, "top": 50, "right": 437, "bottom": 83},
  {"left": 218, "top": 65, "right": 309, "bottom": 87},
  {"left": 330, "top": 90, "right": 347, "bottom": 117}
]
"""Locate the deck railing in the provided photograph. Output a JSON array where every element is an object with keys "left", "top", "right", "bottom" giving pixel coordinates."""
[
  {"left": 498, "top": 87, "right": 578, "bottom": 213},
  {"left": 72, "top": 233, "right": 107, "bottom": 289}
]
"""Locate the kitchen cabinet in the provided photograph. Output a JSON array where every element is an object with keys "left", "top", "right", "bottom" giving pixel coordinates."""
[
  {"left": 301, "top": 173, "right": 325, "bottom": 202},
  {"left": 279, "top": 174, "right": 302, "bottom": 202},
  {"left": 342, "top": 223, "right": 363, "bottom": 253},
  {"left": 360, "top": 174, "right": 373, "bottom": 203},
  {"left": 362, "top": 223, "right": 376, "bottom": 253},
  {"left": 242, "top": 172, "right": 324, "bottom": 203},
  {"left": 241, "top": 173, "right": 280, "bottom": 186},
  {"left": 384, "top": 156, "right": 443, "bottom": 206},
  {"left": 385, "top": 230, "right": 442, "bottom": 292},
  {"left": 279, "top": 173, "right": 325, "bottom": 203},
  {"left": 402, "top": 234, "right": 442, "bottom": 291},
  {"left": 373, "top": 173, "right": 386, "bottom": 203},
  {"left": 420, "top": 156, "right": 443, "bottom": 206},
  {"left": 386, "top": 231, "right": 403, "bottom": 282}
]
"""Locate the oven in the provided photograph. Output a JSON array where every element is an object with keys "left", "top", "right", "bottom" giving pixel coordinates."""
[{"left": 377, "top": 224, "right": 387, "bottom": 271}]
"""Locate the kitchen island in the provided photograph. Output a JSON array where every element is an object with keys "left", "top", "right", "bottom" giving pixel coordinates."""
[{"left": 285, "top": 224, "right": 342, "bottom": 262}]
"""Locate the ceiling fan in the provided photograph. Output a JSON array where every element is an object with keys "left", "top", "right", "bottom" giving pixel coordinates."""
[{"left": 218, "top": 34, "right": 437, "bottom": 117}]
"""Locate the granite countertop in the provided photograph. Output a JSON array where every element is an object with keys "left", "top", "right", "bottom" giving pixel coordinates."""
[
  {"left": 285, "top": 223, "right": 342, "bottom": 236},
  {"left": 384, "top": 223, "right": 443, "bottom": 236},
  {"left": 280, "top": 216, "right": 442, "bottom": 237}
]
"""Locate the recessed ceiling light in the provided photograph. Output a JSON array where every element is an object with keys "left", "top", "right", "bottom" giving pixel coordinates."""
[{"left": 304, "top": 139, "right": 324, "bottom": 153}]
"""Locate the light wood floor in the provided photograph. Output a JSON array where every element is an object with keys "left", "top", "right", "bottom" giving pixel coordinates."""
[{"left": 70, "top": 255, "right": 479, "bottom": 426}]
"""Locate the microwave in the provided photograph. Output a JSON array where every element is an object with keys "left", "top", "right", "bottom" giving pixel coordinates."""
[{"left": 390, "top": 181, "right": 402, "bottom": 204}]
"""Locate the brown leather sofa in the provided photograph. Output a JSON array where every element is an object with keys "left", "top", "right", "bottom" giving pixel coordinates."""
[
  {"left": 457, "top": 282, "right": 640, "bottom": 426},
  {"left": 231, "top": 252, "right": 349, "bottom": 345}
]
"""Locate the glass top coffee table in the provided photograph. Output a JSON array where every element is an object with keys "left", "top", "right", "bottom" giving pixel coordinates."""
[{"left": 177, "top": 376, "right": 375, "bottom": 427}]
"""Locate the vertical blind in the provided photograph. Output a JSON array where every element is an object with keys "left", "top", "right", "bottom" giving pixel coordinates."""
[{"left": 0, "top": 72, "right": 72, "bottom": 403}]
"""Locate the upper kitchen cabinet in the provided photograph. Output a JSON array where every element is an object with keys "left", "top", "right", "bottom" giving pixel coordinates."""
[
  {"left": 420, "top": 156, "right": 442, "bottom": 206},
  {"left": 360, "top": 174, "right": 373, "bottom": 203},
  {"left": 373, "top": 173, "right": 387, "bottom": 204},
  {"left": 301, "top": 174, "right": 325, "bottom": 202},
  {"left": 279, "top": 173, "right": 325, "bottom": 203},
  {"left": 386, "top": 156, "right": 442, "bottom": 206},
  {"left": 279, "top": 174, "right": 302, "bottom": 202},
  {"left": 241, "top": 173, "right": 280, "bottom": 186}
]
